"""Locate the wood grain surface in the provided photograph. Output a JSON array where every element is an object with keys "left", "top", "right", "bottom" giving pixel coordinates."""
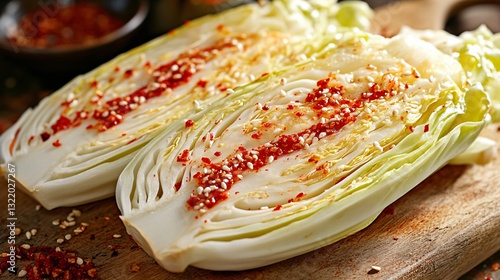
[{"left": 1, "top": 124, "right": 499, "bottom": 279}]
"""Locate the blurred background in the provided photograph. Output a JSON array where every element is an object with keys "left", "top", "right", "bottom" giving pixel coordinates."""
[{"left": 0, "top": 1, "right": 498, "bottom": 278}]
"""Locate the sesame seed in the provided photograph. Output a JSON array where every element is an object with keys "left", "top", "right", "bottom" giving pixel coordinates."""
[
  {"left": 203, "top": 187, "right": 211, "bottom": 193},
  {"left": 236, "top": 153, "right": 244, "bottom": 162},
  {"left": 221, "top": 182, "right": 227, "bottom": 189},
  {"left": 20, "top": 244, "right": 30, "bottom": 249},
  {"left": 129, "top": 103, "right": 138, "bottom": 110},
  {"left": 260, "top": 206, "right": 269, "bottom": 210},
  {"left": 257, "top": 103, "right": 263, "bottom": 110},
  {"left": 55, "top": 247, "right": 61, "bottom": 252},
  {"left": 280, "top": 89, "right": 287, "bottom": 97},
  {"left": 67, "top": 215, "right": 75, "bottom": 222},
  {"left": 319, "top": 132, "right": 327, "bottom": 139},
  {"left": 57, "top": 238, "right": 64, "bottom": 244},
  {"left": 171, "top": 64, "right": 179, "bottom": 71},
  {"left": 199, "top": 208, "right": 207, "bottom": 214},
  {"left": 222, "top": 165, "right": 231, "bottom": 172},
  {"left": 66, "top": 92, "right": 75, "bottom": 102},
  {"left": 197, "top": 186, "right": 203, "bottom": 195},
  {"left": 267, "top": 156, "right": 274, "bottom": 163},
  {"left": 35, "top": 205, "right": 41, "bottom": 211},
  {"left": 371, "top": 265, "right": 381, "bottom": 272},
  {"left": 247, "top": 162, "right": 254, "bottom": 170},
  {"left": 250, "top": 150, "right": 259, "bottom": 155},
  {"left": 65, "top": 234, "right": 72, "bottom": 240},
  {"left": 18, "top": 270, "right": 27, "bottom": 277},
  {"left": 113, "top": 234, "right": 122, "bottom": 239},
  {"left": 77, "top": 257, "right": 84, "bottom": 265},
  {"left": 226, "top": 88, "right": 235, "bottom": 94},
  {"left": 139, "top": 96, "right": 146, "bottom": 104},
  {"left": 264, "top": 142, "right": 273, "bottom": 148},
  {"left": 101, "top": 111, "right": 109, "bottom": 118},
  {"left": 69, "top": 99, "right": 79, "bottom": 108},
  {"left": 237, "top": 174, "right": 243, "bottom": 180},
  {"left": 74, "top": 229, "right": 83, "bottom": 234},
  {"left": 194, "top": 100, "right": 202, "bottom": 111},
  {"left": 119, "top": 100, "right": 128, "bottom": 106},
  {"left": 14, "top": 228, "right": 21, "bottom": 235},
  {"left": 25, "top": 231, "right": 31, "bottom": 240},
  {"left": 30, "top": 229, "right": 37, "bottom": 236},
  {"left": 81, "top": 222, "right": 89, "bottom": 227}
]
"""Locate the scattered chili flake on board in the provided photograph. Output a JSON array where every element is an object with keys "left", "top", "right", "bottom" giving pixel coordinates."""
[{"left": 0, "top": 246, "right": 98, "bottom": 279}]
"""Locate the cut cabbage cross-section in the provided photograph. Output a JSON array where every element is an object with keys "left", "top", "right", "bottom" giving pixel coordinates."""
[
  {"left": 117, "top": 32, "right": 489, "bottom": 272},
  {"left": 0, "top": 0, "right": 372, "bottom": 209}
]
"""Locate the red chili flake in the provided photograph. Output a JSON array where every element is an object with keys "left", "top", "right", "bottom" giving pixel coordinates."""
[
  {"left": 114, "top": 66, "right": 120, "bottom": 72},
  {"left": 295, "top": 112, "right": 304, "bottom": 117},
  {"left": 423, "top": 124, "right": 429, "bottom": 133},
  {"left": 41, "top": 132, "right": 51, "bottom": 141},
  {"left": 52, "top": 139, "right": 62, "bottom": 147},
  {"left": 273, "top": 205, "right": 283, "bottom": 211},
  {"left": 185, "top": 119, "right": 195, "bottom": 128},
  {"left": 177, "top": 149, "right": 190, "bottom": 162},
  {"left": 261, "top": 73, "right": 269, "bottom": 77},
  {"left": 409, "top": 126, "right": 414, "bottom": 132},
  {"left": 214, "top": 151, "right": 222, "bottom": 157},
  {"left": 287, "top": 104, "right": 294, "bottom": 110},
  {"left": 144, "top": 61, "right": 151, "bottom": 69},
  {"left": 201, "top": 157, "right": 211, "bottom": 164},
  {"left": 86, "top": 125, "right": 93, "bottom": 130},
  {"left": 196, "top": 79, "right": 208, "bottom": 88},
  {"left": 497, "top": 125, "right": 500, "bottom": 132},
  {"left": 90, "top": 80, "right": 98, "bottom": 88},
  {"left": 393, "top": 236, "right": 399, "bottom": 240},
  {"left": 127, "top": 138, "right": 138, "bottom": 145},
  {"left": 174, "top": 181, "right": 182, "bottom": 192},
  {"left": 262, "top": 105, "right": 270, "bottom": 111},
  {"left": 262, "top": 122, "right": 273, "bottom": 128},
  {"left": 28, "top": 135, "right": 35, "bottom": 144},
  {"left": 251, "top": 131, "right": 263, "bottom": 139},
  {"left": 216, "top": 24, "right": 225, "bottom": 32},
  {"left": 124, "top": 69, "right": 134, "bottom": 79},
  {"left": 51, "top": 115, "right": 72, "bottom": 134}
]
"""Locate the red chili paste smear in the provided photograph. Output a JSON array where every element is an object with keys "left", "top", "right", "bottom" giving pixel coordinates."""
[
  {"left": 39, "top": 34, "right": 251, "bottom": 141},
  {"left": 187, "top": 77, "right": 390, "bottom": 212}
]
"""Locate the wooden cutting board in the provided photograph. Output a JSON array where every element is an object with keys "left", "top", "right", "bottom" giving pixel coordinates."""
[{"left": 1, "top": 123, "right": 499, "bottom": 279}]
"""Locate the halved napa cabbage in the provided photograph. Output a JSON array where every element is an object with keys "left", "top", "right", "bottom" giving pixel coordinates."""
[
  {"left": 117, "top": 32, "right": 489, "bottom": 272},
  {"left": 401, "top": 25, "right": 500, "bottom": 122},
  {"left": 0, "top": 0, "right": 372, "bottom": 209}
]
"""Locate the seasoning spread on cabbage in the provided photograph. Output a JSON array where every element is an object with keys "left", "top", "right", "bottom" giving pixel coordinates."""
[
  {"left": 117, "top": 32, "right": 489, "bottom": 272},
  {"left": 0, "top": 0, "right": 371, "bottom": 209}
]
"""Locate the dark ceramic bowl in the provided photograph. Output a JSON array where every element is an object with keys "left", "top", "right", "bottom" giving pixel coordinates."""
[{"left": 0, "top": 0, "right": 149, "bottom": 74}]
